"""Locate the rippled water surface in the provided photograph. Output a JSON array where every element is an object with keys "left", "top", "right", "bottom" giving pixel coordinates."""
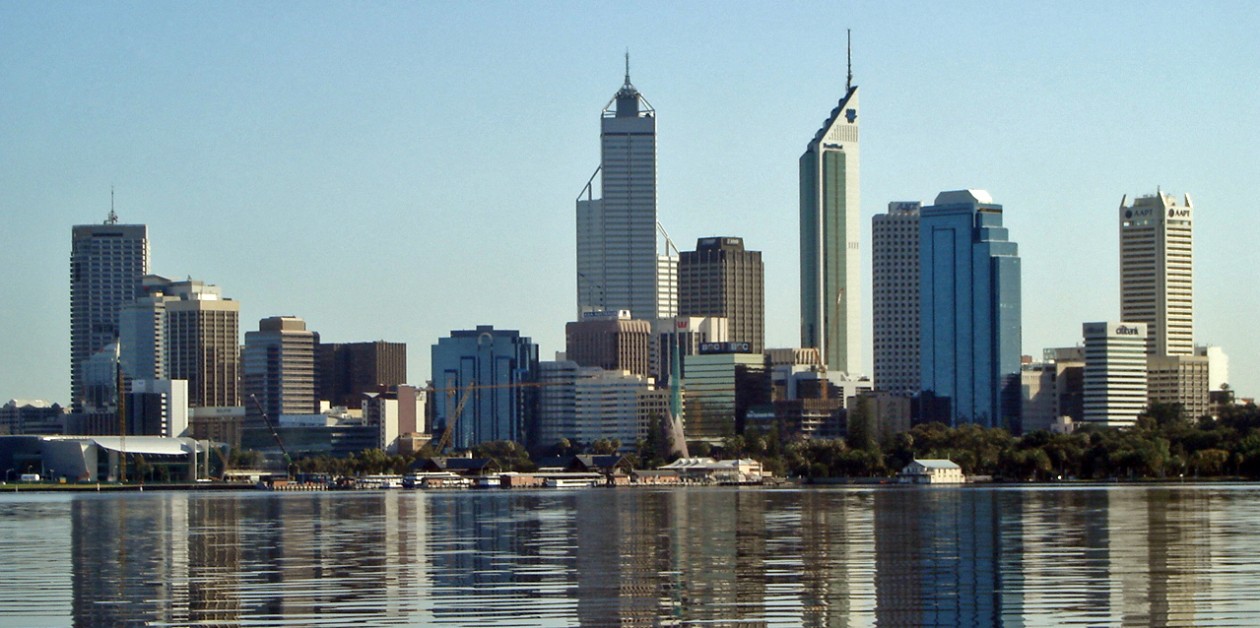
[{"left": 2, "top": 484, "right": 1259, "bottom": 626}]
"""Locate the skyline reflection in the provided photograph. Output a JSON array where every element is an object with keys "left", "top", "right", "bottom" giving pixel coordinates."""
[{"left": 0, "top": 485, "right": 1256, "bottom": 626}]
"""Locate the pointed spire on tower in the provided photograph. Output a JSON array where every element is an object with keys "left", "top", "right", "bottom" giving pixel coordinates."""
[
  {"left": 624, "top": 48, "right": 631, "bottom": 87},
  {"left": 846, "top": 29, "right": 853, "bottom": 92}
]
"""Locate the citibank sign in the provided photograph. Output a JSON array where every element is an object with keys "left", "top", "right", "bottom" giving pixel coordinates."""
[{"left": 1115, "top": 325, "right": 1141, "bottom": 336}]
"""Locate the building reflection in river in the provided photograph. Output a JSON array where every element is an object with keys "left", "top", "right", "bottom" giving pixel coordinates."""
[{"left": 37, "top": 486, "right": 1253, "bottom": 626}]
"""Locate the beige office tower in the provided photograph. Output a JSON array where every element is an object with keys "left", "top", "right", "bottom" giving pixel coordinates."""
[
  {"left": 166, "top": 282, "right": 240, "bottom": 408},
  {"left": 243, "top": 316, "right": 319, "bottom": 419},
  {"left": 1119, "top": 191, "right": 1193, "bottom": 356},
  {"left": 120, "top": 276, "right": 241, "bottom": 408}
]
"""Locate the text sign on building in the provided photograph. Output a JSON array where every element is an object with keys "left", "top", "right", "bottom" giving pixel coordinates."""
[{"left": 699, "top": 342, "right": 752, "bottom": 355}]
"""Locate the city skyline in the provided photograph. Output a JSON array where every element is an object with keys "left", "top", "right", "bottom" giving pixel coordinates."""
[{"left": 3, "top": 3, "right": 1258, "bottom": 403}]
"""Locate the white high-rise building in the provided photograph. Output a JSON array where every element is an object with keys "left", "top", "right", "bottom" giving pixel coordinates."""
[
  {"left": 70, "top": 214, "right": 149, "bottom": 411},
  {"left": 872, "top": 202, "right": 920, "bottom": 395},
  {"left": 800, "top": 60, "right": 861, "bottom": 373},
  {"left": 1082, "top": 322, "right": 1148, "bottom": 427},
  {"left": 577, "top": 56, "right": 674, "bottom": 320},
  {"left": 1119, "top": 191, "right": 1193, "bottom": 356}
]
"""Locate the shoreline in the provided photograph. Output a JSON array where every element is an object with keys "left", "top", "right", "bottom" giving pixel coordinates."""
[{"left": 2, "top": 475, "right": 1253, "bottom": 494}]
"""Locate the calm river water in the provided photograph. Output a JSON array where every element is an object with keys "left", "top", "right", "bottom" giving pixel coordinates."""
[{"left": 1, "top": 484, "right": 1258, "bottom": 626}]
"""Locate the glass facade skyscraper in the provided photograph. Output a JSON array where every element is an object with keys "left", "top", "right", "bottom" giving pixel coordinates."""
[
  {"left": 800, "top": 79, "right": 861, "bottom": 373},
  {"left": 431, "top": 325, "right": 538, "bottom": 450},
  {"left": 576, "top": 59, "right": 675, "bottom": 321},
  {"left": 919, "top": 190, "right": 1021, "bottom": 428}
]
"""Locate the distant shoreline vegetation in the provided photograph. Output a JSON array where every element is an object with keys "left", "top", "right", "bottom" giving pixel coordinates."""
[{"left": 263, "top": 401, "right": 1260, "bottom": 483}]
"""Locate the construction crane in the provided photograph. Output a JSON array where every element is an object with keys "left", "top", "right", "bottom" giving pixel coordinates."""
[
  {"left": 248, "top": 394, "right": 293, "bottom": 476},
  {"left": 433, "top": 381, "right": 477, "bottom": 454},
  {"left": 428, "top": 379, "right": 559, "bottom": 454}
]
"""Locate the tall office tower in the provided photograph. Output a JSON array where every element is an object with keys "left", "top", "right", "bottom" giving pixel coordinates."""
[
  {"left": 119, "top": 275, "right": 174, "bottom": 384},
  {"left": 565, "top": 311, "right": 652, "bottom": 378},
  {"left": 70, "top": 214, "right": 149, "bottom": 411},
  {"left": 872, "top": 202, "right": 921, "bottom": 395},
  {"left": 318, "top": 341, "right": 408, "bottom": 408},
  {"left": 679, "top": 237, "right": 765, "bottom": 354},
  {"left": 242, "top": 316, "right": 319, "bottom": 423},
  {"left": 166, "top": 280, "right": 240, "bottom": 408},
  {"left": 800, "top": 54, "right": 861, "bottom": 373},
  {"left": 1119, "top": 190, "right": 1194, "bottom": 356},
  {"left": 576, "top": 56, "right": 673, "bottom": 320},
  {"left": 919, "top": 190, "right": 1022, "bottom": 428},
  {"left": 431, "top": 325, "right": 538, "bottom": 450},
  {"left": 120, "top": 276, "right": 241, "bottom": 408},
  {"left": 1082, "top": 322, "right": 1148, "bottom": 427}
]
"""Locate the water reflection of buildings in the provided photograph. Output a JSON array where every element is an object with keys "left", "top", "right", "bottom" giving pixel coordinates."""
[
  {"left": 1106, "top": 487, "right": 1213, "bottom": 626},
  {"left": 71, "top": 494, "right": 242, "bottom": 625},
  {"left": 70, "top": 492, "right": 433, "bottom": 625},
  {"left": 872, "top": 488, "right": 1012, "bottom": 626}
]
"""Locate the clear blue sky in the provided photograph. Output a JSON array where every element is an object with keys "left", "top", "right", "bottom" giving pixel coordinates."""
[{"left": 3, "top": 2, "right": 1258, "bottom": 404}]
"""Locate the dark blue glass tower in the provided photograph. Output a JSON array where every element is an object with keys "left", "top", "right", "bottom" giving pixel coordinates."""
[
  {"left": 431, "top": 326, "right": 538, "bottom": 449},
  {"left": 919, "top": 190, "right": 1021, "bottom": 428}
]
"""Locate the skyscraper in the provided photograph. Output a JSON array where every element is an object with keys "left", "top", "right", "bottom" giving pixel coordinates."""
[
  {"left": 431, "top": 325, "right": 538, "bottom": 450},
  {"left": 800, "top": 56, "right": 861, "bottom": 373},
  {"left": 679, "top": 237, "right": 765, "bottom": 354},
  {"left": 1119, "top": 191, "right": 1194, "bottom": 356},
  {"left": 872, "top": 202, "right": 921, "bottom": 396},
  {"left": 919, "top": 190, "right": 1022, "bottom": 428},
  {"left": 242, "top": 316, "right": 319, "bottom": 423},
  {"left": 70, "top": 212, "right": 148, "bottom": 412},
  {"left": 119, "top": 276, "right": 241, "bottom": 408},
  {"left": 166, "top": 282, "right": 240, "bottom": 408},
  {"left": 576, "top": 55, "right": 675, "bottom": 321}
]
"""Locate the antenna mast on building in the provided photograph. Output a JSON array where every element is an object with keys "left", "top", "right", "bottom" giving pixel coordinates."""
[
  {"left": 106, "top": 186, "right": 118, "bottom": 225},
  {"left": 846, "top": 29, "right": 853, "bottom": 92}
]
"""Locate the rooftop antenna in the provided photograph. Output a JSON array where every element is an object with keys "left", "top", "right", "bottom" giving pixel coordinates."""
[
  {"left": 846, "top": 29, "right": 853, "bottom": 92},
  {"left": 624, "top": 48, "right": 631, "bottom": 86},
  {"left": 106, "top": 186, "right": 118, "bottom": 225}
]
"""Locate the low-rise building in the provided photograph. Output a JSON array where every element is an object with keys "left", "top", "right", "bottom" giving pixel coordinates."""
[{"left": 898, "top": 459, "right": 965, "bottom": 484}]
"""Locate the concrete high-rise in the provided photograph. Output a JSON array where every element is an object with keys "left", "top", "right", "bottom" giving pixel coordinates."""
[
  {"left": 1119, "top": 191, "right": 1194, "bottom": 356},
  {"left": 800, "top": 64, "right": 861, "bottom": 374},
  {"left": 1082, "top": 322, "right": 1149, "bottom": 428},
  {"left": 565, "top": 311, "right": 652, "bottom": 379},
  {"left": 70, "top": 214, "right": 148, "bottom": 411},
  {"left": 576, "top": 56, "right": 676, "bottom": 321},
  {"left": 872, "top": 202, "right": 921, "bottom": 396},
  {"left": 166, "top": 280, "right": 240, "bottom": 408},
  {"left": 242, "top": 316, "right": 319, "bottom": 421},
  {"left": 919, "top": 190, "right": 1021, "bottom": 428},
  {"left": 431, "top": 325, "right": 538, "bottom": 450},
  {"left": 119, "top": 276, "right": 240, "bottom": 408},
  {"left": 679, "top": 237, "right": 765, "bottom": 354},
  {"left": 318, "top": 341, "right": 408, "bottom": 408}
]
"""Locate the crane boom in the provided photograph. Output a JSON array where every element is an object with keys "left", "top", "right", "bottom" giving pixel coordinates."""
[
  {"left": 434, "top": 381, "right": 476, "bottom": 454},
  {"left": 248, "top": 394, "right": 292, "bottom": 473}
]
